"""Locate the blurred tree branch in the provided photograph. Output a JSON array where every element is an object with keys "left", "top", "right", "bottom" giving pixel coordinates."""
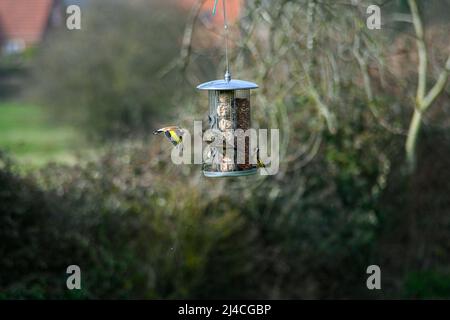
[
  {"left": 405, "top": 0, "right": 450, "bottom": 172},
  {"left": 172, "top": 0, "right": 449, "bottom": 176},
  {"left": 157, "top": 0, "right": 206, "bottom": 79},
  {"left": 353, "top": 34, "right": 405, "bottom": 135}
]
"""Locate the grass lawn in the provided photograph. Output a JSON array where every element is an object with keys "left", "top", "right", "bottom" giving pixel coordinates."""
[{"left": 0, "top": 102, "right": 88, "bottom": 168}]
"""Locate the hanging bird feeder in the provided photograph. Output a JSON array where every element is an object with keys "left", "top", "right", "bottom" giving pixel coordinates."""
[{"left": 198, "top": 0, "right": 259, "bottom": 177}]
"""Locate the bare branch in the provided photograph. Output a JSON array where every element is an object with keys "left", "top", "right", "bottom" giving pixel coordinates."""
[
  {"left": 157, "top": 0, "right": 206, "bottom": 78},
  {"left": 421, "top": 56, "right": 450, "bottom": 111},
  {"left": 405, "top": 0, "right": 449, "bottom": 171},
  {"left": 353, "top": 34, "right": 405, "bottom": 135},
  {"left": 408, "top": 0, "right": 427, "bottom": 104}
]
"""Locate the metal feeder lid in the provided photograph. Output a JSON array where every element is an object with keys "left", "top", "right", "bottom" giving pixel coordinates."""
[{"left": 197, "top": 79, "right": 258, "bottom": 91}]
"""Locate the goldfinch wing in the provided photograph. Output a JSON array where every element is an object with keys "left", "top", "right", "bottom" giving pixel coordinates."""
[{"left": 154, "top": 126, "right": 183, "bottom": 146}]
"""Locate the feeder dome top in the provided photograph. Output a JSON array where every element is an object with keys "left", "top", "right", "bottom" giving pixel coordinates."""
[{"left": 197, "top": 79, "right": 258, "bottom": 91}]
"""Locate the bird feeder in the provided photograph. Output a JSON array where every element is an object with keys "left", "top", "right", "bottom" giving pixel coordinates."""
[
  {"left": 197, "top": 0, "right": 259, "bottom": 177},
  {"left": 197, "top": 76, "right": 259, "bottom": 177}
]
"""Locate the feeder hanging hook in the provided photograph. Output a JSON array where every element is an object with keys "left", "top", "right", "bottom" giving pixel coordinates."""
[{"left": 212, "top": 0, "right": 231, "bottom": 82}]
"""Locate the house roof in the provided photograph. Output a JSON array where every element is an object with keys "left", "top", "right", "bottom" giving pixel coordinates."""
[
  {"left": 179, "top": 0, "right": 242, "bottom": 25},
  {"left": 0, "top": 0, "right": 54, "bottom": 45}
]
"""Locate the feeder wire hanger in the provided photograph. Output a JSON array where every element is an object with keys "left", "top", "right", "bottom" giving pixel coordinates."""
[
  {"left": 213, "top": 0, "right": 231, "bottom": 82},
  {"left": 198, "top": 0, "right": 259, "bottom": 178}
]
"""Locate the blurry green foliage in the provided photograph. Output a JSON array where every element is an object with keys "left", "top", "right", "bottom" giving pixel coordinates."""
[
  {"left": 0, "top": 148, "right": 260, "bottom": 299},
  {"left": 1, "top": 0, "right": 450, "bottom": 300},
  {"left": 0, "top": 102, "right": 86, "bottom": 167},
  {"left": 0, "top": 135, "right": 381, "bottom": 299},
  {"left": 31, "top": 0, "right": 190, "bottom": 140},
  {"left": 1, "top": 123, "right": 450, "bottom": 299},
  {"left": 404, "top": 271, "right": 450, "bottom": 299},
  {"left": 0, "top": 128, "right": 389, "bottom": 299}
]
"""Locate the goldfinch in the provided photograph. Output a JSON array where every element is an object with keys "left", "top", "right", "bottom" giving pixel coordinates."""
[
  {"left": 153, "top": 126, "right": 184, "bottom": 147},
  {"left": 256, "top": 147, "right": 266, "bottom": 168}
]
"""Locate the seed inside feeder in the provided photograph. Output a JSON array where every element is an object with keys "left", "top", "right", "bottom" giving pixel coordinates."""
[
  {"left": 235, "top": 98, "right": 250, "bottom": 130},
  {"left": 220, "top": 156, "right": 235, "bottom": 172},
  {"left": 218, "top": 119, "right": 232, "bottom": 130},
  {"left": 197, "top": 79, "right": 258, "bottom": 177}
]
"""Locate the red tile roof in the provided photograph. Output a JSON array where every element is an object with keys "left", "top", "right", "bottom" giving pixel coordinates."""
[
  {"left": 179, "top": 0, "right": 242, "bottom": 25},
  {"left": 0, "top": 0, "right": 54, "bottom": 46}
]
